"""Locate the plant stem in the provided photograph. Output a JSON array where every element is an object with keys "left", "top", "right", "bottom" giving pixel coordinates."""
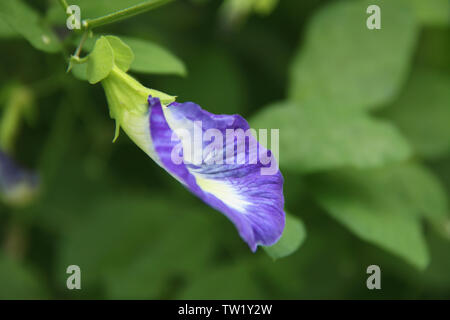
[
  {"left": 74, "top": 29, "right": 90, "bottom": 58},
  {"left": 82, "top": 0, "right": 174, "bottom": 30},
  {"left": 0, "top": 86, "right": 33, "bottom": 152},
  {"left": 58, "top": 0, "right": 69, "bottom": 11}
]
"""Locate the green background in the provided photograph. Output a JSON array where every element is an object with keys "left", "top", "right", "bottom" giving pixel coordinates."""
[{"left": 0, "top": 0, "right": 449, "bottom": 299}]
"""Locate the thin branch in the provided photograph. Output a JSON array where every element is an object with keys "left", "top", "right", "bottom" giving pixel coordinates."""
[
  {"left": 82, "top": 0, "right": 174, "bottom": 30},
  {"left": 58, "top": 0, "right": 69, "bottom": 11}
]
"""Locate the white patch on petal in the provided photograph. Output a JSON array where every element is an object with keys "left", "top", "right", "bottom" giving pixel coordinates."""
[
  {"left": 194, "top": 175, "right": 251, "bottom": 212},
  {"left": 162, "top": 105, "right": 205, "bottom": 165},
  {"left": 163, "top": 105, "right": 251, "bottom": 212}
]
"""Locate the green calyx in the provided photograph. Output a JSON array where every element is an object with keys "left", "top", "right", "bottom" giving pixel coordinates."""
[
  {"left": 102, "top": 65, "right": 175, "bottom": 142},
  {"left": 75, "top": 35, "right": 175, "bottom": 142}
]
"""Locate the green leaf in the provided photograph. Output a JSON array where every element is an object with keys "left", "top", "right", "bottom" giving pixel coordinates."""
[
  {"left": 0, "top": 0, "right": 60, "bottom": 53},
  {"left": 405, "top": 0, "right": 450, "bottom": 27},
  {"left": 120, "top": 36, "right": 186, "bottom": 76},
  {"left": 86, "top": 36, "right": 114, "bottom": 84},
  {"left": 0, "top": 17, "right": 17, "bottom": 38},
  {"left": 157, "top": 48, "right": 247, "bottom": 114},
  {"left": 264, "top": 212, "right": 306, "bottom": 259},
  {"left": 74, "top": 35, "right": 186, "bottom": 78},
  {"left": 0, "top": 253, "right": 49, "bottom": 299},
  {"left": 382, "top": 68, "right": 450, "bottom": 159},
  {"left": 289, "top": 0, "right": 418, "bottom": 110},
  {"left": 310, "top": 163, "right": 437, "bottom": 269},
  {"left": 105, "top": 35, "right": 134, "bottom": 72},
  {"left": 250, "top": 101, "right": 412, "bottom": 173},
  {"left": 392, "top": 164, "right": 449, "bottom": 224}
]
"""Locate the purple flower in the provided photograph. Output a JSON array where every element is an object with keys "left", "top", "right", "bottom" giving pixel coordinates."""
[
  {"left": 0, "top": 149, "right": 39, "bottom": 206},
  {"left": 101, "top": 66, "right": 285, "bottom": 251}
]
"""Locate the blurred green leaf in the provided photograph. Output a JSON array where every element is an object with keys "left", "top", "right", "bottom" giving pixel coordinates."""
[
  {"left": 254, "top": 0, "right": 279, "bottom": 15},
  {"left": 406, "top": 0, "right": 450, "bottom": 27},
  {"left": 105, "top": 36, "right": 135, "bottom": 72},
  {"left": 415, "top": 29, "right": 450, "bottom": 73},
  {"left": 178, "top": 261, "right": 264, "bottom": 299},
  {"left": 158, "top": 48, "right": 247, "bottom": 114},
  {"left": 71, "top": 62, "right": 88, "bottom": 81},
  {"left": 0, "top": 17, "right": 17, "bottom": 38},
  {"left": 382, "top": 68, "right": 450, "bottom": 159},
  {"left": 86, "top": 36, "right": 114, "bottom": 84},
  {"left": 0, "top": 253, "right": 48, "bottom": 299},
  {"left": 75, "top": 35, "right": 186, "bottom": 78},
  {"left": 391, "top": 164, "right": 449, "bottom": 224},
  {"left": 289, "top": 0, "right": 418, "bottom": 110},
  {"left": 251, "top": 101, "right": 412, "bottom": 173},
  {"left": 56, "top": 194, "right": 223, "bottom": 296},
  {"left": 0, "top": 0, "right": 60, "bottom": 53},
  {"left": 57, "top": 195, "right": 170, "bottom": 289},
  {"left": 419, "top": 231, "right": 450, "bottom": 292},
  {"left": 121, "top": 36, "right": 186, "bottom": 76},
  {"left": 220, "top": 0, "right": 279, "bottom": 26},
  {"left": 264, "top": 212, "right": 306, "bottom": 259},
  {"left": 310, "top": 163, "right": 438, "bottom": 269},
  {"left": 105, "top": 206, "right": 217, "bottom": 299}
]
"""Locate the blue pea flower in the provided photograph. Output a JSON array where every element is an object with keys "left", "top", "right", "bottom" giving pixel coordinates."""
[
  {"left": 0, "top": 149, "right": 39, "bottom": 206},
  {"left": 101, "top": 65, "right": 285, "bottom": 251}
]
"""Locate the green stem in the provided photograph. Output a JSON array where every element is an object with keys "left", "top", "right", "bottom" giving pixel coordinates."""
[
  {"left": 74, "top": 29, "right": 90, "bottom": 58},
  {"left": 82, "top": 0, "right": 174, "bottom": 29},
  {"left": 58, "top": 0, "right": 69, "bottom": 11},
  {"left": 0, "top": 86, "right": 33, "bottom": 152}
]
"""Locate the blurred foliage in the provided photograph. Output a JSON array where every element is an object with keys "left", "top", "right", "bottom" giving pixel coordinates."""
[
  {"left": 251, "top": 101, "right": 412, "bottom": 172},
  {"left": 0, "top": 0, "right": 449, "bottom": 299}
]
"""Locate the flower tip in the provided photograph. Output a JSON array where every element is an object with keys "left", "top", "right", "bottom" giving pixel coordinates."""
[{"left": 112, "top": 120, "right": 121, "bottom": 143}]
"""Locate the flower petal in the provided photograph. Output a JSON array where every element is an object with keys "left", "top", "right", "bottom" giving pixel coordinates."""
[
  {"left": 0, "top": 149, "right": 39, "bottom": 205},
  {"left": 148, "top": 96, "right": 285, "bottom": 251}
]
